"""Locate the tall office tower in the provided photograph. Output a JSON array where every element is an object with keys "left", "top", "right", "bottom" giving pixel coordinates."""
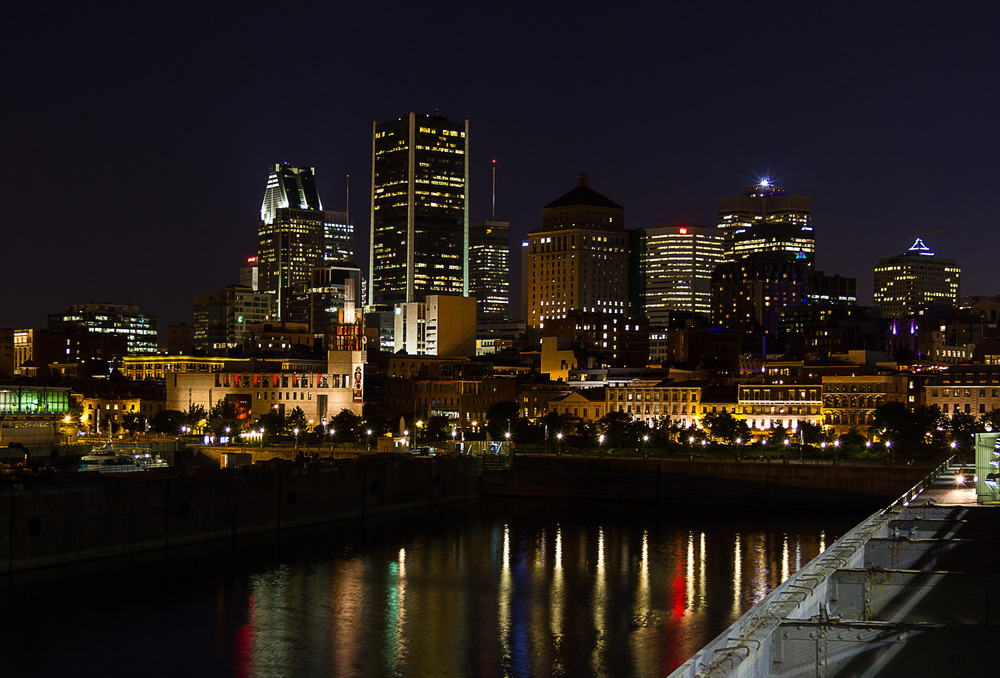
[
  {"left": 323, "top": 209, "right": 353, "bottom": 264},
  {"left": 369, "top": 112, "right": 469, "bottom": 312},
  {"left": 258, "top": 163, "right": 340, "bottom": 320},
  {"left": 717, "top": 180, "right": 813, "bottom": 266},
  {"left": 874, "top": 237, "right": 960, "bottom": 318},
  {"left": 469, "top": 219, "right": 510, "bottom": 321},
  {"left": 239, "top": 256, "right": 259, "bottom": 292},
  {"left": 47, "top": 302, "right": 158, "bottom": 354},
  {"left": 285, "top": 264, "right": 363, "bottom": 336},
  {"left": 525, "top": 174, "right": 628, "bottom": 329},
  {"left": 641, "top": 223, "right": 724, "bottom": 326},
  {"left": 193, "top": 285, "right": 274, "bottom": 354}
]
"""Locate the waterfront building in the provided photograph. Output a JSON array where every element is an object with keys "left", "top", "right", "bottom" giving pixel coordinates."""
[
  {"left": 822, "top": 374, "right": 908, "bottom": 436},
  {"left": 165, "top": 342, "right": 366, "bottom": 426},
  {"left": 924, "top": 365, "right": 1000, "bottom": 419},
  {"left": 874, "top": 237, "right": 960, "bottom": 319},
  {"left": 606, "top": 379, "right": 704, "bottom": 429},
  {"left": 525, "top": 174, "right": 629, "bottom": 329},
  {"left": 640, "top": 223, "right": 724, "bottom": 324},
  {"left": 369, "top": 112, "right": 469, "bottom": 346},
  {"left": 737, "top": 382, "right": 823, "bottom": 433},
  {"left": 469, "top": 219, "right": 510, "bottom": 321},
  {"left": 384, "top": 375, "right": 516, "bottom": 433},
  {"left": 47, "top": 302, "right": 157, "bottom": 355},
  {"left": 0, "top": 384, "right": 71, "bottom": 445},
  {"left": 548, "top": 387, "right": 608, "bottom": 422},
  {"left": 193, "top": 285, "right": 273, "bottom": 354},
  {"left": 717, "top": 180, "right": 813, "bottom": 266}
]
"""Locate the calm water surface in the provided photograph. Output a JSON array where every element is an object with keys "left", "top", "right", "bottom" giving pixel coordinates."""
[{"left": 0, "top": 498, "right": 866, "bottom": 677}]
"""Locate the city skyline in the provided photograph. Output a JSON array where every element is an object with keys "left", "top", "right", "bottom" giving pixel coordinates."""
[{"left": 4, "top": 3, "right": 997, "bottom": 329}]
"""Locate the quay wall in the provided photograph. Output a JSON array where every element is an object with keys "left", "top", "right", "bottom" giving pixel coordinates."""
[
  {"left": 484, "top": 455, "right": 934, "bottom": 508},
  {"left": 0, "top": 455, "right": 482, "bottom": 573}
]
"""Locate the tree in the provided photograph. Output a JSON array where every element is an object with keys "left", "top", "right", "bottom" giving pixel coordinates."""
[
  {"left": 485, "top": 400, "right": 520, "bottom": 439},
  {"left": 598, "top": 410, "right": 638, "bottom": 448},
  {"left": 948, "top": 411, "right": 979, "bottom": 455},
  {"left": 120, "top": 412, "right": 147, "bottom": 435},
  {"left": 330, "top": 408, "right": 363, "bottom": 443},
  {"left": 150, "top": 410, "right": 187, "bottom": 434},
  {"left": 982, "top": 407, "right": 1000, "bottom": 432},
  {"left": 703, "top": 410, "right": 749, "bottom": 444},
  {"left": 287, "top": 406, "right": 308, "bottom": 433}
]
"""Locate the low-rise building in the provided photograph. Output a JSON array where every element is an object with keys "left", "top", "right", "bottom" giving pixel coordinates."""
[
  {"left": 925, "top": 365, "right": 1000, "bottom": 419},
  {"left": 822, "top": 374, "right": 908, "bottom": 436},
  {"left": 737, "top": 383, "right": 823, "bottom": 433}
]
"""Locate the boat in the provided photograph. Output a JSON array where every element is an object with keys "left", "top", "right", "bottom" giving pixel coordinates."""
[{"left": 79, "top": 443, "right": 169, "bottom": 473}]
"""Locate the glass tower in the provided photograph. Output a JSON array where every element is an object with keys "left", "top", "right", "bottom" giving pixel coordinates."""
[
  {"left": 368, "top": 112, "right": 469, "bottom": 312},
  {"left": 717, "top": 181, "right": 813, "bottom": 266},
  {"left": 469, "top": 220, "right": 510, "bottom": 321}
]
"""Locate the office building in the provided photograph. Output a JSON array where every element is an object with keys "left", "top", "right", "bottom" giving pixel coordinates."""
[
  {"left": 193, "top": 285, "right": 274, "bottom": 354},
  {"left": 641, "top": 223, "right": 724, "bottom": 325},
  {"left": 286, "top": 264, "right": 363, "bottom": 337},
  {"left": 525, "top": 174, "right": 628, "bottom": 328},
  {"left": 394, "top": 294, "right": 476, "bottom": 357},
  {"left": 469, "top": 219, "right": 510, "bottom": 321},
  {"left": 717, "top": 180, "right": 813, "bottom": 266},
  {"left": 258, "top": 163, "right": 352, "bottom": 320},
  {"left": 47, "top": 302, "right": 158, "bottom": 355},
  {"left": 874, "top": 237, "right": 961, "bottom": 319},
  {"left": 369, "top": 112, "right": 469, "bottom": 313}
]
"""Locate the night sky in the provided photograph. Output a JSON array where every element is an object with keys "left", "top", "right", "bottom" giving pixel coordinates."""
[{"left": 4, "top": 2, "right": 998, "bottom": 331}]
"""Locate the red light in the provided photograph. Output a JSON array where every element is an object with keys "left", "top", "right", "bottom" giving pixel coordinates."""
[
  {"left": 247, "top": 257, "right": 257, "bottom": 263},
  {"left": 679, "top": 227, "right": 688, "bottom": 234}
]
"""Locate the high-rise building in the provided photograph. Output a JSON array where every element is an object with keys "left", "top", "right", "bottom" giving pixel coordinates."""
[
  {"left": 640, "top": 223, "right": 724, "bottom": 325},
  {"left": 285, "top": 264, "right": 363, "bottom": 337},
  {"left": 394, "top": 295, "right": 476, "bottom": 357},
  {"left": 874, "top": 237, "right": 961, "bottom": 318},
  {"left": 469, "top": 219, "right": 510, "bottom": 321},
  {"left": 717, "top": 180, "right": 813, "bottom": 266},
  {"left": 258, "top": 164, "right": 353, "bottom": 320},
  {"left": 369, "top": 112, "right": 469, "bottom": 312},
  {"left": 525, "top": 174, "right": 628, "bottom": 329},
  {"left": 193, "top": 285, "right": 273, "bottom": 354},
  {"left": 47, "top": 302, "right": 158, "bottom": 354}
]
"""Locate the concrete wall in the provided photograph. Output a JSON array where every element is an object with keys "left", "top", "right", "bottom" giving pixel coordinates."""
[
  {"left": 0, "top": 455, "right": 481, "bottom": 573},
  {"left": 484, "top": 455, "right": 933, "bottom": 508}
]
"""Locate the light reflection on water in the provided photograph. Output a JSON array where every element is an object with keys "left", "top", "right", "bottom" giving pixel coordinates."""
[{"left": 0, "top": 498, "right": 862, "bottom": 678}]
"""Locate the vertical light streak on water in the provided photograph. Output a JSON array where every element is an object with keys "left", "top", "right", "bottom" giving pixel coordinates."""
[
  {"left": 820, "top": 530, "right": 827, "bottom": 553},
  {"left": 796, "top": 539, "right": 802, "bottom": 571},
  {"left": 732, "top": 533, "right": 742, "bottom": 615},
  {"left": 383, "top": 548, "right": 407, "bottom": 674},
  {"left": 698, "top": 532, "right": 707, "bottom": 609},
  {"left": 551, "top": 526, "right": 564, "bottom": 645},
  {"left": 752, "top": 534, "right": 768, "bottom": 603},
  {"left": 781, "top": 534, "right": 790, "bottom": 583},
  {"left": 685, "top": 531, "right": 695, "bottom": 612},
  {"left": 590, "top": 526, "right": 608, "bottom": 677},
  {"left": 499, "top": 523, "right": 512, "bottom": 670},
  {"left": 629, "top": 530, "right": 653, "bottom": 676},
  {"left": 248, "top": 566, "right": 293, "bottom": 675},
  {"left": 329, "top": 559, "right": 362, "bottom": 675}
]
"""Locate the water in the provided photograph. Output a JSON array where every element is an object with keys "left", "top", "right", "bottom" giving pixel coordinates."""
[{"left": 0, "top": 498, "right": 865, "bottom": 678}]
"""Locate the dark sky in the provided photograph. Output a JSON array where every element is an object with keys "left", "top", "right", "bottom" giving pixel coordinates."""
[{"left": 4, "top": 2, "right": 998, "bottom": 330}]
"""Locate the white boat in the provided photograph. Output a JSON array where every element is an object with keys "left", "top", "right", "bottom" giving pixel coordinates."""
[{"left": 79, "top": 443, "right": 169, "bottom": 473}]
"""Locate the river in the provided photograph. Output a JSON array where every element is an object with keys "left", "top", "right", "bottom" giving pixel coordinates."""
[{"left": 0, "top": 497, "right": 869, "bottom": 677}]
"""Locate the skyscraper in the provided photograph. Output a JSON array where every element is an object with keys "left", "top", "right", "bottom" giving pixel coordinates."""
[
  {"left": 717, "top": 180, "right": 813, "bottom": 266},
  {"left": 258, "top": 164, "right": 352, "bottom": 321},
  {"left": 640, "top": 223, "right": 724, "bottom": 325},
  {"left": 368, "top": 112, "right": 469, "bottom": 312},
  {"left": 874, "top": 237, "right": 961, "bottom": 318},
  {"left": 469, "top": 219, "right": 510, "bottom": 321},
  {"left": 524, "top": 174, "right": 628, "bottom": 329}
]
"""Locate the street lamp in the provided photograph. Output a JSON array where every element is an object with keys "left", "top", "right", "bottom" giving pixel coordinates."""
[
  {"left": 598, "top": 433, "right": 605, "bottom": 456},
  {"left": 224, "top": 426, "right": 230, "bottom": 446},
  {"left": 556, "top": 432, "right": 563, "bottom": 456},
  {"left": 643, "top": 434, "right": 649, "bottom": 458},
  {"left": 366, "top": 428, "right": 372, "bottom": 451},
  {"left": 293, "top": 427, "right": 299, "bottom": 450}
]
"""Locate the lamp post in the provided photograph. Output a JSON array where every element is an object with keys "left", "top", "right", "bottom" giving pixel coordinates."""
[
  {"left": 366, "top": 428, "right": 372, "bottom": 452},
  {"left": 451, "top": 428, "right": 457, "bottom": 453},
  {"left": 293, "top": 427, "right": 299, "bottom": 450},
  {"left": 598, "top": 433, "right": 605, "bottom": 456},
  {"left": 224, "top": 427, "right": 230, "bottom": 446},
  {"left": 556, "top": 432, "right": 563, "bottom": 456},
  {"left": 642, "top": 434, "right": 649, "bottom": 459}
]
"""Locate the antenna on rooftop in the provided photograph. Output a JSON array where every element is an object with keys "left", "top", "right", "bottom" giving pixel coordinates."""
[{"left": 491, "top": 159, "right": 496, "bottom": 220}]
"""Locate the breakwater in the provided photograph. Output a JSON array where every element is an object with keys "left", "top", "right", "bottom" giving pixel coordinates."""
[
  {"left": 0, "top": 455, "right": 482, "bottom": 573},
  {"left": 484, "top": 455, "right": 934, "bottom": 508}
]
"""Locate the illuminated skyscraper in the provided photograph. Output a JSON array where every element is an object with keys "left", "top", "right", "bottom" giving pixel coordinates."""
[
  {"left": 368, "top": 112, "right": 469, "bottom": 312},
  {"left": 258, "top": 163, "right": 353, "bottom": 320},
  {"left": 525, "top": 174, "right": 627, "bottom": 329},
  {"left": 469, "top": 219, "right": 510, "bottom": 320},
  {"left": 874, "top": 237, "right": 960, "bottom": 318},
  {"left": 640, "top": 223, "right": 724, "bottom": 325},
  {"left": 717, "top": 181, "right": 813, "bottom": 266}
]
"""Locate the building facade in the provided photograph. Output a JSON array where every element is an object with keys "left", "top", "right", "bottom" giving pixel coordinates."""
[
  {"left": 469, "top": 219, "right": 510, "bottom": 321},
  {"left": 641, "top": 223, "right": 724, "bottom": 324},
  {"left": 525, "top": 174, "right": 629, "bottom": 328},
  {"left": 925, "top": 365, "right": 1000, "bottom": 419},
  {"left": 394, "top": 294, "right": 476, "bottom": 357},
  {"left": 47, "top": 302, "right": 158, "bottom": 355},
  {"left": 193, "top": 285, "right": 274, "bottom": 354},
  {"left": 717, "top": 180, "right": 813, "bottom": 266},
  {"left": 874, "top": 237, "right": 961, "bottom": 319}
]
